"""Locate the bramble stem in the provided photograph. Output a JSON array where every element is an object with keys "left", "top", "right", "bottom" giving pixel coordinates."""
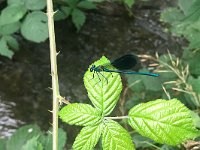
[{"left": 46, "top": 0, "right": 60, "bottom": 149}]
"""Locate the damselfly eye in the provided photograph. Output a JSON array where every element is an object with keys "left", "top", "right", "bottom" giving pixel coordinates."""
[{"left": 90, "top": 65, "right": 95, "bottom": 72}]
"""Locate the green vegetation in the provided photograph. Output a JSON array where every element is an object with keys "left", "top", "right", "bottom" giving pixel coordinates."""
[
  {"left": 59, "top": 56, "right": 199, "bottom": 149},
  {"left": 0, "top": 0, "right": 96, "bottom": 58},
  {"left": 0, "top": 124, "right": 67, "bottom": 150}
]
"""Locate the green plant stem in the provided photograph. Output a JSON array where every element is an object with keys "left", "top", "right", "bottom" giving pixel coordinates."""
[
  {"left": 46, "top": 0, "right": 60, "bottom": 150},
  {"left": 105, "top": 116, "right": 129, "bottom": 120}
]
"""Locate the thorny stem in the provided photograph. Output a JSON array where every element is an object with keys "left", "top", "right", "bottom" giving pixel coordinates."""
[{"left": 46, "top": 0, "right": 59, "bottom": 149}]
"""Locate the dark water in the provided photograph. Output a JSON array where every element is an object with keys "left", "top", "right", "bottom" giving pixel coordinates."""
[{"left": 0, "top": 0, "right": 181, "bottom": 147}]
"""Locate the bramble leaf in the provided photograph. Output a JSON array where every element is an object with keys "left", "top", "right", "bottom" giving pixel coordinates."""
[
  {"left": 72, "top": 9, "right": 86, "bottom": 31},
  {"left": 102, "top": 120, "right": 135, "bottom": 150},
  {"left": 77, "top": 1, "right": 96, "bottom": 9},
  {"left": 72, "top": 124, "right": 102, "bottom": 150},
  {"left": 0, "top": 4, "right": 27, "bottom": 25},
  {"left": 84, "top": 56, "right": 122, "bottom": 116},
  {"left": 25, "top": 0, "right": 46, "bottom": 10},
  {"left": 0, "top": 38, "right": 14, "bottom": 58},
  {"left": 0, "top": 22, "right": 20, "bottom": 35},
  {"left": 59, "top": 103, "right": 102, "bottom": 126},
  {"left": 124, "top": 0, "right": 135, "bottom": 8},
  {"left": 128, "top": 99, "right": 199, "bottom": 145},
  {"left": 21, "top": 11, "right": 48, "bottom": 43}
]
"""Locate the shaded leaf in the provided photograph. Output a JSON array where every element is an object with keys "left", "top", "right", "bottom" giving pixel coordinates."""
[
  {"left": 128, "top": 99, "right": 199, "bottom": 145},
  {"left": 73, "top": 125, "right": 102, "bottom": 150},
  {"left": 7, "top": 0, "right": 25, "bottom": 5},
  {"left": 25, "top": 0, "right": 46, "bottom": 10},
  {"left": 72, "top": 9, "right": 86, "bottom": 31},
  {"left": 42, "top": 128, "right": 67, "bottom": 150},
  {"left": 77, "top": 1, "right": 96, "bottom": 9},
  {"left": 0, "top": 38, "right": 14, "bottom": 58},
  {"left": 178, "top": 0, "right": 196, "bottom": 15},
  {"left": 54, "top": 7, "right": 71, "bottom": 21},
  {"left": 59, "top": 103, "right": 102, "bottom": 126},
  {"left": 3, "top": 35, "right": 19, "bottom": 50},
  {"left": 84, "top": 56, "right": 122, "bottom": 116},
  {"left": 21, "top": 11, "right": 48, "bottom": 43},
  {"left": 0, "top": 22, "right": 20, "bottom": 35},
  {"left": 0, "top": 4, "right": 27, "bottom": 25},
  {"left": 0, "top": 139, "right": 7, "bottom": 150},
  {"left": 102, "top": 120, "right": 135, "bottom": 150},
  {"left": 21, "top": 136, "right": 43, "bottom": 150},
  {"left": 124, "top": 0, "right": 135, "bottom": 8},
  {"left": 6, "top": 124, "right": 42, "bottom": 150}
]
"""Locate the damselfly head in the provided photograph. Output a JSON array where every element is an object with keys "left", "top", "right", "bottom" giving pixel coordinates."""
[{"left": 90, "top": 65, "right": 96, "bottom": 72}]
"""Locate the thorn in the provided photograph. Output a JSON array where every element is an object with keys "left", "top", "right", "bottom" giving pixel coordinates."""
[
  {"left": 56, "top": 51, "right": 60, "bottom": 56},
  {"left": 48, "top": 110, "right": 53, "bottom": 113},
  {"left": 48, "top": 87, "right": 53, "bottom": 90},
  {"left": 54, "top": 10, "right": 58, "bottom": 15},
  {"left": 48, "top": 130, "right": 52, "bottom": 134}
]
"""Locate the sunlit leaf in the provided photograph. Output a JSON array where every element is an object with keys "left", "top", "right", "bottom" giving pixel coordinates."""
[
  {"left": 102, "top": 120, "right": 135, "bottom": 150},
  {"left": 59, "top": 103, "right": 102, "bottom": 126},
  {"left": 73, "top": 125, "right": 102, "bottom": 150},
  {"left": 128, "top": 99, "right": 199, "bottom": 145},
  {"left": 84, "top": 56, "right": 122, "bottom": 116}
]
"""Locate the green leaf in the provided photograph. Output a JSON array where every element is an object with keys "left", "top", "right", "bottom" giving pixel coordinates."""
[
  {"left": 160, "top": 8, "right": 184, "bottom": 24},
  {"left": 65, "top": 0, "right": 79, "bottom": 7},
  {"left": 72, "top": 9, "right": 86, "bottom": 31},
  {"left": 3, "top": 35, "right": 19, "bottom": 50},
  {"left": 188, "top": 76, "right": 200, "bottom": 93},
  {"left": 0, "top": 38, "right": 14, "bottom": 58},
  {"left": 6, "top": 124, "right": 42, "bottom": 150},
  {"left": 42, "top": 128, "right": 67, "bottom": 150},
  {"left": 0, "top": 4, "right": 27, "bottom": 25},
  {"left": 124, "top": 0, "right": 135, "bottom": 8},
  {"left": 128, "top": 99, "right": 199, "bottom": 145},
  {"left": 140, "top": 69, "right": 162, "bottom": 92},
  {"left": 132, "top": 133, "right": 155, "bottom": 149},
  {"left": 7, "top": 0, "right": 25, "bottom": 5},
  {"left": 25, "top": 0, "right": 46, "bottom": 10},
  {"left": 0, "top": 22, "right": 20, "bottom": 35},
  {"left": 21, "top": 11, "right": 48, "bottom": 43},
  {"left": 102, "top": 120, "right": 135, "bottom": 150},
  {"left": 73, "top": 125, "right": 102, "bottom": 150},
  {"left": 126, "top": 75, "right": 144, "bottom": 92},
  {"left": 59, "top": 103, "right": 102, "bottom": 126},
  {"left": 0, "top": 139, "right": 7, "bottom": 150},
  {"left": 84, "top": 56, "right": 122, "bottom": 116},
  {"left": 188, "top": 52, "right": 200, "bottom": 75},
  {"left": 190, "top": 111, "right": 200, "bottom": 128},
  {"left": 21, "top": 136, "right": 43, "bottom": 150},
  {"left": 54, "top": 7, "right": 71, "bottom": 21},
  {"left": 178, "top": 0, "right": 196, "bottom": 15},
  {"left": 77, "top": 1, "right": 96, "bottom": 9}
]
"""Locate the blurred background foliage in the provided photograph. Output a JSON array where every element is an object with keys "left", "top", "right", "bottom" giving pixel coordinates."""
[{"left": 0, "top": 0, "right": 200, "bottom": 149}]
